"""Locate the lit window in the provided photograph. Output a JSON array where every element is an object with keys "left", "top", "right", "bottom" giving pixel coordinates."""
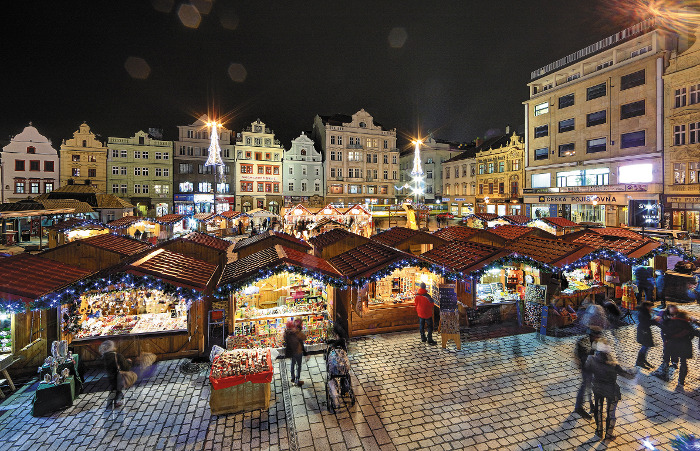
[
  {"left": 534, "top": 102, "right": 549, "bottom": 116},
  {"left": 619, "top": 163, "right": 653, "bottom": 183},
  {"left": 531, "top": 173, "right": 550, "bottom": 188}
]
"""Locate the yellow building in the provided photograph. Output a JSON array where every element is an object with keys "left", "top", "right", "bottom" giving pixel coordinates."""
[
  {"left": 663, "top": 27, "right": 700, "bottom": 232},
  {"left": 59, "top": 122, "right": 108, "bottom": 193},
  {"left": 523, "top": 18, "right": 677, "bottom": 226},
  {"left": 474, "top": 133, "right": 525, "bottom": 215}
]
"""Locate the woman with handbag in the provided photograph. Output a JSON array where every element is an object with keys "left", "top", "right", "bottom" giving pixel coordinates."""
[{"left": 99, "top": 340, "right": 137, "bottom": 407}]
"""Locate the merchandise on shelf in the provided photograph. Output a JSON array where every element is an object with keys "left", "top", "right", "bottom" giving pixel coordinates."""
[
  {"left": 369, "top": 267, "right": 439, "bottom": 306},
  {"left": 227, "top": 314, "right": 331, "bottom": 350},
  {"left": 0, "top": 314, "right": 11, "bottom": 354},
  {"left": 234, "top": 301, "right": 326, "bottom": 320},
  {"left": 210, "top": 348, "right": 271, "bottom": 380}
]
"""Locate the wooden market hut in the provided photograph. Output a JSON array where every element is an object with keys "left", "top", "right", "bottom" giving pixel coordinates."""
[
  {"left": 463, "top": 213, "right": 509, "bottom": 229},
  {"left": 233, "top": 230, "right": 312, "bottom": 259},
  {"left": 158, "top": 232, "right": 232, "bottom": 267},
  {"left": 0, "top": 254, "right": 93, "bottom": 376},
  {"left": 67, "top": 248, "right": 220, "bottom": 363},
  {"left": 215, "top": 210, "right": 249, "bottom": 236},
  {"left": 372, "top": 226, "right": 447, "bottom": 256},
  {"left": 529, "top": 217, "right": 584, "bottom": 236},
  {"left": 309, "top": 228, "right": 370, "bottom": 259},
  {"left": 342, "top": 204, "right": 373, "bottom": 237},
  {"left": 39, "top": 233, "right": 153, "bottom": 272},
  {"left": 433, "top": 226, "right": 510, "bottom": 247},
  {"left": 46, "top": 218, "right": 109, "bottom": 248},
  {"left": 501, "top": 215, "right": 531, "bottom": 225},
  {"left": 107, "top": 214, "right": 186, "bottom": 243},
  {"left": 487, "top": 224, "right": 556, "bottom": 242}
]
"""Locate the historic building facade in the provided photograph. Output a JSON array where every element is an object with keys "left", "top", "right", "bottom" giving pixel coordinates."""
[
  {"left": 106, "top": 130, "right": 174, "bottom": 217},
  {"left": 441, "top": 144, "right": 477, "bottom": 217},
  {"left": 1, "top": 123, "right": 59, "bottom": 203},
  {"left": 663, "top": 27, "right": 700, "bottom": 231},
  {"left": 523, "top": 18, "right": 678, "bottom": 227},
  {"left": 313, "top": 109, "right": 399, "bottom": 206},
  {"left": 283, "top": 132, "right": 324, "bottom": 208},
  {"left": 398, "top": 134, "right": 462, "bottom": 205},
  {"left": 173, "top": 115, "right": 234, "bottom": 215},
  {"left": 59, "top": 122, "right": 108, "bottom": 193},
  {"left": 234, "top": 119, "right": 284, "bottom": 214},
  {"left": 474, "top": 133, "right": 525, "bottom": 216}
]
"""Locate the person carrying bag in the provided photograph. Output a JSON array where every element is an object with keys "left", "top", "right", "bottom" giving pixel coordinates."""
[{"left": 100, "top": 340, "right": 137, "bottom": 407}]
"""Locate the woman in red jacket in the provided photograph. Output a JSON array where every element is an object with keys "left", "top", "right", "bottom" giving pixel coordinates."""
[{"left": 415, "top": 282, "right": 437, "bottom": 345}]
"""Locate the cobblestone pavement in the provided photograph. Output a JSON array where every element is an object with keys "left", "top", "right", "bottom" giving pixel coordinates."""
[{"left": 1, "top": 306, "right": 700, "bottom": 450}]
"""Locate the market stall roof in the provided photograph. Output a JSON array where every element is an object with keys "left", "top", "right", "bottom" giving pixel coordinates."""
[
  {"left": 539, "top": 217, "right": 581, "bottom": 229},
  {"left": 432, "top": 226, "right": 483, "bottom": 242},
  {"left": 35, "top": 184, "right": 134, "bottom": 209},
  {"left": 0, "top": 200, "right": 75, "bottom": 218},
  {"left": 502, "top": 215, "right": 531, "bottom": 225},
  {"left": 508, "top": 236, "right": 595, "bottom": 268},
  {"left": 216, "top": 210, "right": 246, "bottom": 219},
  {"left": 421, "top": 241, "right": 510, "bottom": 273},
  {"left": 627, "top": 240, "right": 664, "bottom": 259},
  {"left": 312, "top": 218, "right": 345, "bottom": 230},
  {"left": 563, "top": 231, "right": 647, "bottom": 255},
  {"left": 176, "top": 232, "right": 232, "bottom": 252},
  {"left": 314, "top": 204, "right": 343, "bottom": 217},
  {"left": 343, "top": 204, "right": 372, "bottom": 216},
  {"left": 487, "top": 224, "right": 539, "bottom": 241},
  {"left": 589, "top": 227, "right": 646, "bottom": 240},
  {"left": 46, "top": 218, "right": 106, "bottom": 232},
  {"left": 192, "top": 212, "right": 215, "bottom": 222},
  {"left": 78, "top": 233, "right": 153, "bottom": 256},
  {"left": 0, "top": 253, "right": 93, "bottom": 301},
  {"left": 126, "top": 248, "right": 217, "bottom": 290},
  {"left": 220, "top": 244, "right": 342, "bottom": 287},
  {"left": 246, "top": 208, "right": 279, "bottom": 218},
  {"left": 328, "top": 241, "right": 418, "bottom": 279},
  {"left": 469, "top": 213, "right": 500, "bottom": 222},
  {"left": 372, "top": 227, "right": 447, "bottom": 248},
  {"left": 95, "top": 194, "right": 134, "bottom": 209},
  {"left": 38, "top": 199, "right": 95, "bottom": 214},
  {"left": 234, "top": 230, "right": 311, "bottom": 251},
  {"left": 285, "top": 204, "right": 314, "bottom": 217},
  {"left": 154, "top": 214, "right": 186, "bottom": 224},
  {"left": 106, "top": 215, "right": 141, "bottom": 229},
  {"left": 309, "top": 228, "right": 370, "bottom": 250}
]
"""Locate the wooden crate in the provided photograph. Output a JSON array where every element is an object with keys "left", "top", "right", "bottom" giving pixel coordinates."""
[{"left": 210, "top": 381, "right": 271, "bottom": 415}]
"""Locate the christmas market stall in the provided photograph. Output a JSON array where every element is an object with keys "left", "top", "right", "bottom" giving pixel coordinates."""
[
  {"left": 233, "top": 230, "right": 312, "bottom": 259},
  {"left": 210, "top": 210, "right": 248, "bottom": 236},
  {"left": 342, "top": 204, "right": 373, "bottom": 237},
  {"left": 0, "top": 254, "right": 93, "bottom": 378},
  {"left": 217, "top": 244, "right": 344, "bottom": 352},
  {"left": 309, "top": 228, "right": 371, "bottom": 260},
  {"left": 329, "top": 241, "right": 452, "bottom": 337},
  {"left": 107, "top": 214, "right": 186, "bottom": 243},
  {"left": 39, "top": 233, "right": 153, "bottom": 272},
  {"left": 462, "top": 213, "right": 508, "bottom": 229},
  {"left": 528, "top": 216, "right": 584, "bottom": 236},
  {"left": 208, "top": 347, "right": 274, "bottom": 415},
  {"left": 62, "top": 248, "right": 219, "bottom": 363},
  {"left": 283, "top": 204, "right": 315, "bottom": 236},
  {"left": 372, "top": 227, "right": 447, "bottom": 256},
  {"left": 46, "top": 218, "right": 109, "bottom": 249}
]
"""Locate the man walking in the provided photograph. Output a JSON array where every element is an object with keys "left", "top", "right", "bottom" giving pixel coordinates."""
[
  {"left": 574, "top": 326, "right": 602, "bottom": 419},
  {"left": 415, "top": 282, "right": 437, "bottom": 345}
]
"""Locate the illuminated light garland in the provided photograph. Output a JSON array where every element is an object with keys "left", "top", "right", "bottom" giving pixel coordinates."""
[{"left": 49, "top": 219, "right": 108, "bottom": 232}]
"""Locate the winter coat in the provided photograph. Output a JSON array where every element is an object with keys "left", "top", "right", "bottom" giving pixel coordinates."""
[
  {"left": 664, "top": 318, "right": 699, "bottom": 359},
  {"left": 585, "top": 353, "right": 633, "bottom": 401},
  {"left": 575, "top": 335, "right": 596, "bottom": 370},
  {"left": 102, "top": 351, "right": 131, "bottom": 391},
  {"left": 414, "top": 288, "right": 434, "bottom": 319},
  {"left": 284, "top": 329, "right": 306, "bottom": 357},
  {"left": 636, "top": 306, "right": 655, "bottom": 348}
]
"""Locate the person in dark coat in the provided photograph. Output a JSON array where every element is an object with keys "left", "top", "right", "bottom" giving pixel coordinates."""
[
  {"left": 654, "top": 270, "right": 665, "bottom": 306},
  {"left": 664, "top": 310, "right": 700, "bottom": 387},
  {"left": 574, "top": 326, "right": 602, "bottom": 419},
  {"left": 585, "top": 340, "right": 635, "bottom": 440},
  {"left": 653, "top": 304, "right": 679, "bottom": 381},
  {"left": 635, "top": 301, "right": 655, "bottom": 369},
  {"left": 100, "top": 340, "right": 132, "bottom": 407},
  {"left": 634, "top": 266, "right": 654, "bottom": 303},
  {"left": 284, "top": 319, "right": 306, "bottom": 387}
]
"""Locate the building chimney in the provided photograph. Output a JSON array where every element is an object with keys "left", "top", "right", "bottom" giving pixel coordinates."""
[{"left": 506, "top": 125, "right": 511, "bottom": 134}]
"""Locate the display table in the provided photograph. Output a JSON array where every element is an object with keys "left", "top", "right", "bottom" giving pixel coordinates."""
[
  {"left": 209, "top": 349, "right": 273, "bottom": 415},
  {"left": 0, "top": 354, "right": 19, "bottom": 398},
  {"left": 39, "top": 354, "right": 81, "bottom": 392},
  {"left": 556, "top": 286, "right": 605, "bottom": 307},
  {"left": 32, "top": 376, "right": 77, "bottom": 416}
]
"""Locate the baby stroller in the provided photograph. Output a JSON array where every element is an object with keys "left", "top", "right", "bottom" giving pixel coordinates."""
[{"left": 325, "top": 338, "right": 355, "bottom": 413}]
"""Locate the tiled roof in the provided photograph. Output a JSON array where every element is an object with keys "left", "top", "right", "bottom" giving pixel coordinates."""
[
  {"left": 329, "top": 241, "right": 413, "bottom": 278},
  {"left": 39, "top": 199, "right": 95, "bottom": 214},
  {"left": 80, "top": 233, "right": 153, "bottom": 256},
  {"left": 471, "top": 213, "right": 500, "bottom": 222},
  {"left": 155, "top": 214, "right": 185, "bottom": 224},
  {"left": 502, "top": 215, "right": 531, "bottom": 225},
  {"left": 540, "top": 217, "right": 580, "bottom": 228},
  {"left": 567, "top": 232, "right": 661, "bottom": 257},
  {"left": 488, "top": 225, "right": 536, "bottom": 240},
  {"left": 0, "top": 254, "right": 92, "bottom": 300},
  {"left": 220, "top": 245, "right": 341, "bottom": 286},
  {"left": 46, "top": 218, "right": 106, "bottom": 232},
  {"left": 0, "top": 200, "right": 44, "bottom": 212},
  {"left": 591, "top": 227, "right": 645, "bottom": 240},
  {"left": 443, "top": 134, "right": 517, "bottom": 164},
  {"left": 233, "top": 230, "right": 311, "bottom": 251},
  {"left": 107, "top": 215, "right": 141, "bottom": 229},
  {"left": 127, "top": 248, "right": 217, "bottom": 290},
  {"left": 95, "top": 193, "right": 134, "bottom": 209},
  {"left": 432, "top": 226, "right": 482, "bottom": 242},
  {"left": 180, "top": 232, "right": 231, "bottom": 252},
  {"left": 309, "top": 228, "right": 368, "bottom": 249},
  {"left": 217, "top": 210, "right": 245, "bottom": 219},
  {"left": 48, "top": 184, "right": 100, "bottom": 194},
  {"left": 421, "top": 241, "right": 507, "bottom": 273},
  {"left": 509, "top": 236, "right": 594, "bottom": 267},
  {"left": 372, "top": 227, "right": 420, "bottom": 247},
  {"left": 193, "top": 213, "right": 215, "bottom": 221}
]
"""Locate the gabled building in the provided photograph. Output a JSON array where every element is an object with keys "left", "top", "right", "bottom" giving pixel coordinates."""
[
  {"left": 283, "top": 132, "right": 324, "bottom": 208},
  {"left": 474, "top": 132, "right": 525, "bottom": 216},
  {"left": 173, "top": 115, "right": 235, "bottom": 215},
  {"left": 59, "top": 122, "right": 108, "bottom": 193},
  {"left": 1, "top": 123, "right": 59, "bottom": 203},
  {"left": 313, "top": 109, "right": 399, "bottom": 206},
  {"left": 107, "top": 130, "right": 173, "bottom": 217},
  {"left": 234, "top": 119, "right": 284, "bottom": 214}
]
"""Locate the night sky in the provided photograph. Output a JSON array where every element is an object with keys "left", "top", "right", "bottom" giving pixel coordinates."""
[{"left": 4, "top": 0, "right": 642, "bottom": 148}]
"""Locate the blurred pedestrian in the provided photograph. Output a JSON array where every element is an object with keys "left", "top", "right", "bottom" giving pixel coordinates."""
[
  {"left": 414, "top": 282, "right": 436, "bottom": 345},
  {"left": 100, "top": 340, "right": 135, "bottom": 407},
  {"left": 585, "top": 340, "right": 635, "bottom": 440},
  {"left": 655, "top": 270, "right": 665, "bottom": 306},
  {"left": 664, "top": 310, "right": 699, "bottom": 388},
  {"left": 635, "top": 301, "right": 655, "bottom": 369},
  {"left": 653, "top": 304, "right": 679, "bottom": 381},
  {"left": 284, "top": 319, "right": 306, "bottom": 386},
  {"left": 574, "top": 326, "right": 602, "bottom": 419}
]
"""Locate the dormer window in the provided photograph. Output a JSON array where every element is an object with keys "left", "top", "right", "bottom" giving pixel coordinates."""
[
  {"left": 27, "top": 146, "right": 36, "bottom": 154},
  {"left": 301, "top": 149, "right": 307, "bottom": 155}
]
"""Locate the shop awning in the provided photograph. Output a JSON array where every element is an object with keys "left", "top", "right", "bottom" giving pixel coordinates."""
[
  {"left": 421, "top": 241, "right": 511, "bottom": 274},
  {"left": 234, "top": 230, "right": 311, "bottom": 252},
  {"left": 0, "top": 254, "right": 93, "bottom": 302},
  {"left": 126, "top": 248, "right": 217, "bottom": 290},
  {"left": 220, "top": 244, "right": 343, "bottom": 289},
  {"left": 372, "top": 227, "right": 447, "bottom": 249},
  {"left": 508, "top": 236, "right": 595, "bottom": 268}
]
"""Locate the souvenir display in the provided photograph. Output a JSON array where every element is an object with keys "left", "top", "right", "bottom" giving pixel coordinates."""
[
  {"left": 65, "top": 288, "right": 189, "bottom": 339},
  {"left": 476, "top": 265, "right": 540, "bottom": 306},
  {"left": 0, "top": 314, "right": 11, "bottom": 354},
  {"left": 368, "top": 268, "right": 439, "bottom": 305},
  {"left": 227, "top": 315, "right": 331, "bottom": 350},
  {"left": 562, "top": 266, "right": 603, "bottom": 294},
  {"left": 210, "top": 348, "right": 271, "bottom": 380}
]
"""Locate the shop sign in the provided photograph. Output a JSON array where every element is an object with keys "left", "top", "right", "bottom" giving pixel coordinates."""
[
  {"left": 525, "top": 194, "right": 627, "bottom": 205},
  {"left": 174, "top": 194, "right": 194, "bottom": 202},
  {"left": 667, "top": 196, "right": 700, "bottom": 203},
  {"left": 454, "top": 198, "right": 466, "bottom": 202},
  {"left": 239, "top": 175, "right": 281, "bottom": 182},
  {"left": 442, "top": 198, "right": 450, "bottom": 202},
  {"left": 559, "top": 183, "right": 647, "bottom": 193},
  {"left": 193, "top": 194, "right": 214, "bottom": 203}
]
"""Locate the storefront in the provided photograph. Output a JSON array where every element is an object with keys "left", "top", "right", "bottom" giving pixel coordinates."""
[
  {"left": 475, "top": 198, "right": 522, "bottom": 217},
  {"left": 665, "top": 196, "right": 700, "bottom": 232},
  {"left": 174, "top": 194, "right": 194, "bottom": 215},
  {"left": 217, "top": 245, "right": 344, "bottom": 351},
  {"left": 46, "top": 218, "right": 109, "bottom": 248},
  {"left": 442, "top": 198, "right": 474, "bottom": 217}
]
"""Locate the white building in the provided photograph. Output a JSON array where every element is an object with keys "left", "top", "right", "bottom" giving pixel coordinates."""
[
  {"left": 1, "top": 123, "right": 59, "bottom": 203},
  {"left": 283, "top": 132, "right": 324, "bottom": 208}
]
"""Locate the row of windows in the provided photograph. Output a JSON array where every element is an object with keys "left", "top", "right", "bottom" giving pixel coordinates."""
[
  {"left": 476, "top": 182, "right": 519, "bottom": 196},
  {"left": 444, "top": 165, "right": 477, "bottom": 179},
  {"left": 179, "top": 146, "right": 233, "bottom": 158},
  {"left": 14, "top": 160, "right": 54, "bottom": 172},
  {"left": 239, "top": 182, "right": 281, "bottom": 193},
  {"left": 111, "top": 149, "right": 170, "bottom": 160},
  {"left": 327, "top": 184, "right": 390, "bottom": 195},
  {"left": 178, "top": 164, "right": 232, "bottom": 174},
  {"left": 236, "top": 151, "right": 280, "bottom": 161},
  {"left": 110, "top": 166, "right": 171, "bottom": 177},
  {"left": 178, "top": 181, "right": 230, "bottom": 193},
  {"left": 288, "top": 181, "right": 322, "bottom": 192},
  {"left": 239, "top": 164, "right": 280, "bottom": 175},
  {"left": 533, "top": 101, "right": 643, "bottom": 138},
  {"left": 288, "top": 166, "right": 320, "bottom": 176},
  {"left": 329, "top": 151, "right": 397, "bottom": 164},
  {"left": 673, "top": 122, "right": 700, "bottom": 146},
  {"left": 329, "top": 168, "right": 397, "bottom": 180},
  {"left": 185, "top": 130, "right": 230, "bottom": 141},
  {"left": 111, "top": 184, "right": 171, "bottom": 195},
  {"left": 242, "top": 136, "right": 273, "bottom": 147},
  {"left": 70, "top": 154, "right": 98, "bottom": 162},
  {"left": 71, "top": 168, "right": 97, "bottom": 177},
  {"left": 329, "top": 135, "right": 391, "bottom": 149},
  {"left": 443, "top": 183, "right": 475, "bottom": 196},
  {"left": 673, "top": 162, "right": 700, "bottom": 185},
  {"left": 531, "top": 164, "right": 653, "bottom": 188},
  {"left": 674, "top": 84, "right": 700, "bottom": 108},
  {"left": 14, "top": 180, "right": 53, "bottom": 194},
  {"left": 473, "top": 160, "right": 521, "bottom": 175},
  {"left": 533, "top": 131, "right": 646, "bottom": 160}
]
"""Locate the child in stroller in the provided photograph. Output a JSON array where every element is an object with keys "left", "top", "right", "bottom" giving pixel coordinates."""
[{"left": 325, "top": 337, "right": 355, "bottom": 412}]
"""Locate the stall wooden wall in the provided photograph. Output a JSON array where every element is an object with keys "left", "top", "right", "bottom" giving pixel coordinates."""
[
  {"left": 39, "top": 242, "right": 123, "bottom": 272},
  {"left": 10, "top": 309, "right": 52, "bottom": 376}
]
